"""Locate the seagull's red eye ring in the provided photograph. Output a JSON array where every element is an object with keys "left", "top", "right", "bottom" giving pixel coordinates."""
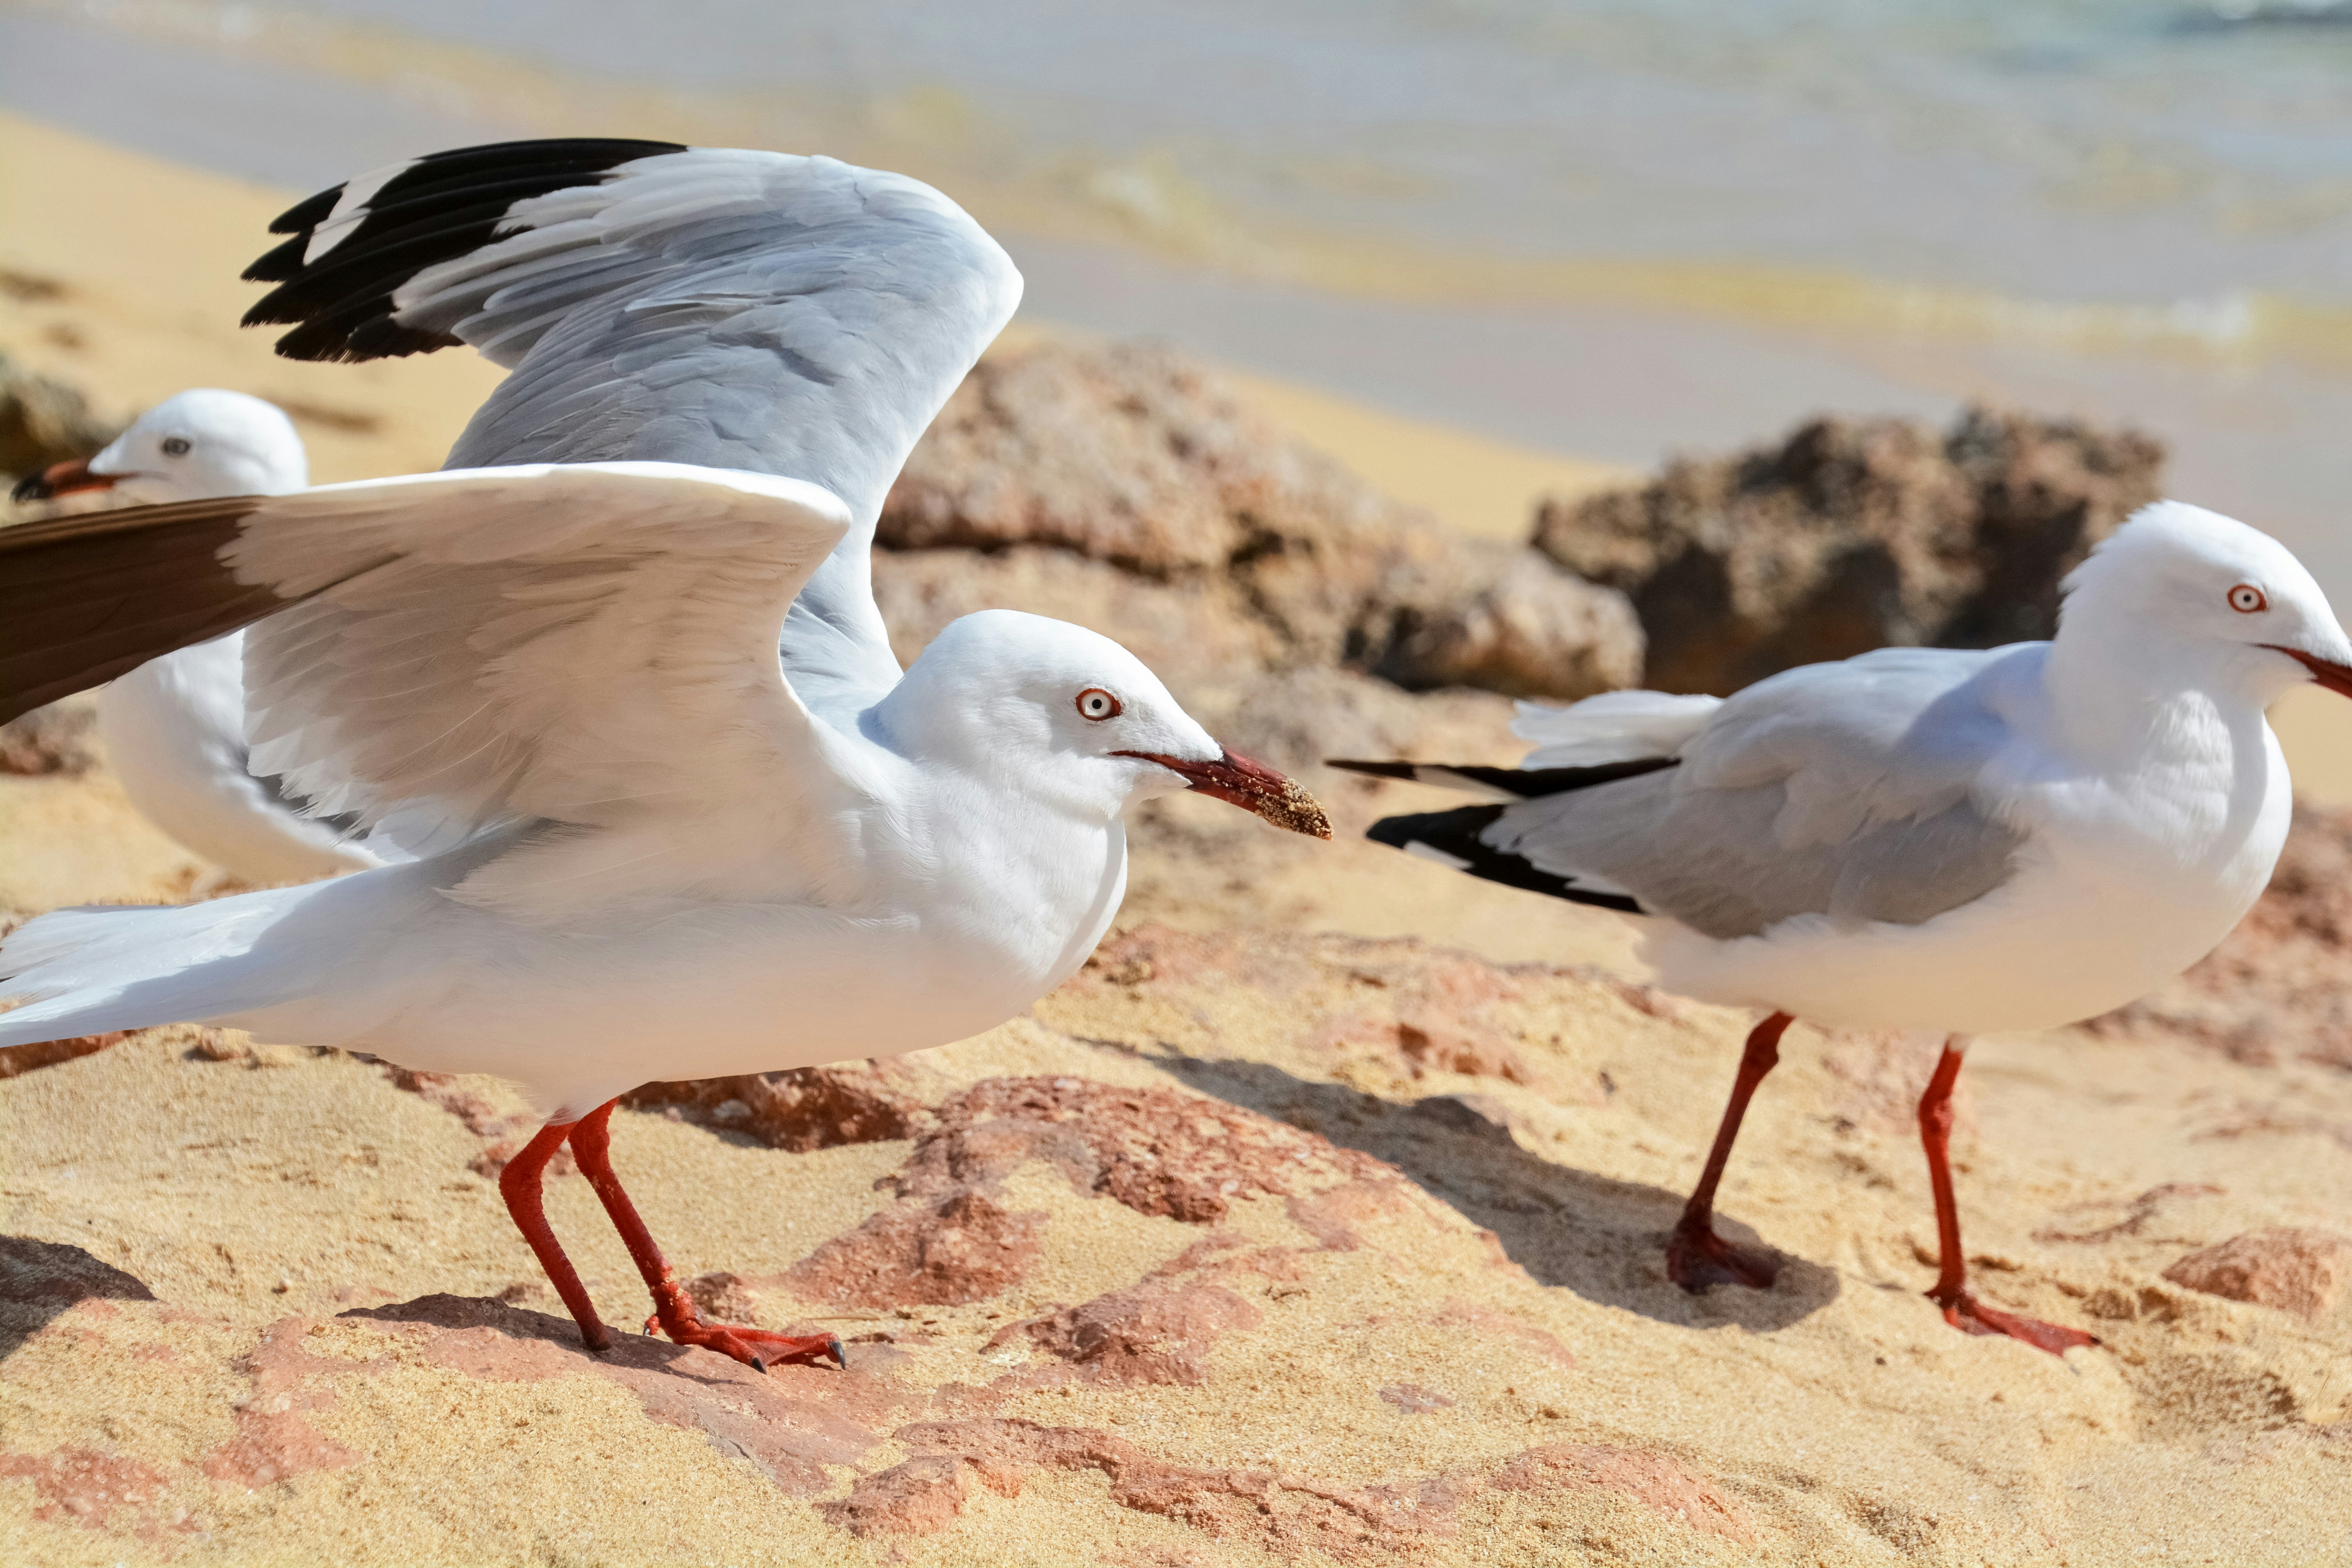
[
  {"left": 2229, "top": 583, "right": 2267, "bottom": 614},
  {"left": 1076, "top": 688, "right": 1122, "bottom": 721}
]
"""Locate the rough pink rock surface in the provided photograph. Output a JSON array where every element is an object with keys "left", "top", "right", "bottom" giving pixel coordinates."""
[
  {"left": 622, "top": 1059, "right": 939, "bottom": 1152},
  {"left": 2161, "top": 1229, "right": 2352, "bottom": 1322},
  {"left": 0, "top": 1030, "right": 125, "bottom": 1079},
  {"left": 779, "top": 1074, "right": 1387, "bottom": 1311},
  {"left": 1493, "top": 1443, "right": 1758, "bottom": 1544},
  {"left": 783, "top": 1188, "right": 1051, "bottom": 1310},
  {"left": 895, "top": 1074, "right": 1387, "bottom": 1223},
  {"left": 828, "top": 1416, "right": 1762, "bottom": 1559},
  {"left": 346, "top": 1294, "right": 900, "bottom": 1495},
  {"left": 867, "top": 1416, "right": 1474, "bottom": 1558},
  {"left": 0, "top": 1446, "right": 174, "bottom": 1537},
  {"left": 198, "top": 1318, "right": 362, "bottom": 1490},
  {"left": 989, "top": 1280, "right": 1263, "bottom": 1386},
  {"left": 818, "top": 1453, "right": 979, "bottom": 1537}
]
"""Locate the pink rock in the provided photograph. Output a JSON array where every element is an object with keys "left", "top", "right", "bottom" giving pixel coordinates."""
[{"left": 2161, "top": 1228, "right": 2352, "bottom": 1322}]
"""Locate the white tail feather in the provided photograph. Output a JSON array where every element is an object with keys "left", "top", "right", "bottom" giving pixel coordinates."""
[
  {"left": 1512, "top": 690, "right": 1722, "bottom": 767},
  {"left": 0, "top": 882, "right": 343, "bottom": 1047}
]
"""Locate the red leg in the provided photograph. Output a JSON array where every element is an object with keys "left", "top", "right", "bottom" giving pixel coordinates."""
[
  {"left": 568, "top": 1100, "right": 844, "bottom": 1373},
  {"left": 1666, "top": 1011, "right": 1792, "bottom": 1291},
  {"left": 1918, "top": 1040, "right": 2097, "bottom": 1356},
  {"left": 497, "top": 1118, "right": 612, "bottom": 1352}
]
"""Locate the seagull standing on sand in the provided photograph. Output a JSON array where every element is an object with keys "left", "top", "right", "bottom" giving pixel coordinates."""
[
  {"left": 1338, "top": 501, "right": 2352, "bottom": 1353},
  {"left": 11, "top": 390, "right": 402, "bottom": 883},
  {"left": 0, "top": 139, "right": 1331, "bottom": 1372}
]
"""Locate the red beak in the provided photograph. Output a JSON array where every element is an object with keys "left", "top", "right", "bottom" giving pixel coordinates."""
[
  {"left": 2267, "top": 645, "right": 2352, "bottom": 699},
  {"left": 11, "top": 457, "right": 120, "bottom": 504},
  {"left": 1113, "top": 747, "right": 1333, "bottom": 838}
]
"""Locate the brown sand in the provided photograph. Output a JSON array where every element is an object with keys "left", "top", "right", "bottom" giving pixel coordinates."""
[
  {"left": 4, "top": 117, "right": 2351, "bottom": 1566},
  {"left": 4, "top": 911, "right": 2347, "bottom": 1565}
]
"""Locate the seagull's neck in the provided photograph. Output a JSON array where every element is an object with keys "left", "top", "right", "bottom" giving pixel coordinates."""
[
  {"left": 2039, "top": 622, "right": 2277, "bottom": 776},
  {"left": 896, "top": 766, "right": 1131, "bottom": 997}
]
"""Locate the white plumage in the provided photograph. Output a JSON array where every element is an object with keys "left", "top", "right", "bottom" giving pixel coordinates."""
[
  {"left": 0, "top": 462, "right": 1309, "bottom": 1111},
  {"left": 0, "top": 142, "right": 1330, "bottom": 1371}
]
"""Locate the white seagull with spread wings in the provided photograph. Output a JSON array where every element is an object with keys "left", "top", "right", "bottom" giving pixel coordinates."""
[
  {"left": 1338, "top": 501, "right": 2352, "bottom": 1354},
  {"left": 0, "top": 139, "right": 1330, "bottom": 1372}
]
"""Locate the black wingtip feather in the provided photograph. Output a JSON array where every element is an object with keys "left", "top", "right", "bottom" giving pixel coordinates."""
[
  {"left": 348, "top": 316, "right": 463, "bottom": 361},
  {"left": 1366, "top": 805, "right": 1647, "bottom": 915},
  {"left": 242, "top": 233, "right": 312, "bottom": 283},
  {"left": 1330, "top": 756, "right": 1678, "bottom": 799},
  {"left": 242, "top": 216, "right": 511, "bottom": 327},
  {"left": 269, "top": 184, "right": 344, "bottom": 234},
  {"left": 244, "top": 136, "right": 688, "bottom": 363}
]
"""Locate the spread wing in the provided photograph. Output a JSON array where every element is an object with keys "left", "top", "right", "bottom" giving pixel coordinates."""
[
  {"left": 0, "top": 465, "right": 858, "bottom": 860},
  {"left": 242, "top": 139, "right": 1024, "bottom": 720},
  {"left": 1357, "top": 647, "right": 2033, "bottom": 938}
]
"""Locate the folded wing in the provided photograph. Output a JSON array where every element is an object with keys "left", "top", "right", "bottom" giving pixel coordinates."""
[{"left": 1353, "top": 648, "right": 2032, "bottom": 937}]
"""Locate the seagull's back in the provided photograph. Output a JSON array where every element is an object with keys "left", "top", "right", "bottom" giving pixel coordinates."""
[
  {"left": 1380, "top": 637, "right": 2291, "bottom": 1034},
  {"left": 1655, "top": 639, "right": 2289, "bottom": 1033}
]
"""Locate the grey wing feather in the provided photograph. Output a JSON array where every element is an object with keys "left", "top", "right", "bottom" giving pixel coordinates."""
[
  {"left": 1486, "top": 646, "right": 2033, "bottom": 938},
  {"left": 253, "top": 145, "right": 1023, "bottom": 722},
  {"left": 432, "top": 155, "right": 1021, "bottom": 719}
]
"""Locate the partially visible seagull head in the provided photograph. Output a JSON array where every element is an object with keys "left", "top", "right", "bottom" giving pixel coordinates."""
[
  {"left": 10, "top": 388, "right": 307, "bottom": 505},
  {"left": 875, "top": 608, "right": 1331, "bottom": 837},
  {"left": 2060, "top": 499, "right": 2352, "bottom": 704}
]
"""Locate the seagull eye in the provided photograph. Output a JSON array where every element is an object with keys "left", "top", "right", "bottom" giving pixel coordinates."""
[
  {"left": 1075, "top": 688, "right": 1122, "bottom": 721},
  {"left": 2228, "top": 583, "right": 2267, "bottom": 614},
  {"left": 160, "top": 437, "right": 192, "bottom": 457}
]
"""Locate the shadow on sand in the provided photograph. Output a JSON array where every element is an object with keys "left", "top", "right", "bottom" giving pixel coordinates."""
[
  {"left": 0, "top": 1235, "right": 159, "bottom": 1358},
  {"left": 1152, "top": 1053, "right": 1840, "bottom": 1334}
]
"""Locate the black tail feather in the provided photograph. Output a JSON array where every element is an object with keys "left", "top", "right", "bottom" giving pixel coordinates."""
[
  {"left": 1328, "top": 757, "right": 1675, "bottom": 799},
  {"left": 1365, "top": 805, "right": 1646, "bottom": 915}
]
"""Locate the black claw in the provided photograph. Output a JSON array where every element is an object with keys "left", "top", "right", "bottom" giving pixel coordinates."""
[
  {"left": 749, "top": 1352, "right": 767, "bottom": 1374},
  {"left": 829, "top": 1335, "right": 847, "bottom": 1370}
]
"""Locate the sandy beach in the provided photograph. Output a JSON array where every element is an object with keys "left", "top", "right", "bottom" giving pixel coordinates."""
[{"left": 3, "top": 116, "right": 2350, "bottom": 1567}]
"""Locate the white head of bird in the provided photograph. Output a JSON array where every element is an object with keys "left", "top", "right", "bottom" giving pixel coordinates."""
[
  {"left": 75, "top": 389, "right": 307, "bottom": 503},
  {"left": 873, "top": 610, "right": 1329, "bottom": 835},
  {"left": 2055, "top": 501, "right": 2352, "bottom": 715}
]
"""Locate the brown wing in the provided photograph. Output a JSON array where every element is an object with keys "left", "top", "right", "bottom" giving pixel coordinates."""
[{"left": 1, "top": 497, "right": 280, "bottom": 722}]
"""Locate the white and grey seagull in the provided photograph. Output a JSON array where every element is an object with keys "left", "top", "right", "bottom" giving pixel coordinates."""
[
  {"left": 12, "top": 389, "right": 408, "bottom": 884},
  {"left": 0, "top": 138, "right": 1330, "bottom": 1372},
  {"left": 1337, "top": 501, "right": 2352, "bottom": 1354}
]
